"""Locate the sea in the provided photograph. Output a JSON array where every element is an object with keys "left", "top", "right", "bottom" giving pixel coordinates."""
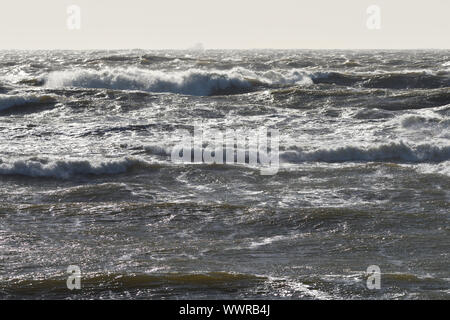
[{"left": 0, "top": 49, "right": 449, "bottom": 299}]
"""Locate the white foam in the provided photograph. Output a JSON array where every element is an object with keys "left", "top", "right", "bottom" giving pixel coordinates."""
[
  {"left": 265, "top": 275, "right": 334, "bottom": 299},
  {"left": 415, "top": 161, "right": 450, "bottom": 176},
  {"left": 249, "top": 235, "right": 294, "bottom": 249}
]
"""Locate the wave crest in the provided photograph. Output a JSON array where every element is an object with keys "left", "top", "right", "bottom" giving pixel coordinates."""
[{"left": 0, "top": 94, "right": 55, "bottom": 112}]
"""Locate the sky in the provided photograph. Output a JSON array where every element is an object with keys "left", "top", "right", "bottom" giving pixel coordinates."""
[{"left": 0, "top": 0, "right": 448, "bottom": 49}]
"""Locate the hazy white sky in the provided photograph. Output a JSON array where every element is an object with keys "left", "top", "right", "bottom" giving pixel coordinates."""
[{"left": 0, "top": 0, "right": 448, "bottom": 49}]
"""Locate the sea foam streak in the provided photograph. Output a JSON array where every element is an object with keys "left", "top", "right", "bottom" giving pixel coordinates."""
[{"left": 44, "top": 67, "right": 313, "bottom": 96}]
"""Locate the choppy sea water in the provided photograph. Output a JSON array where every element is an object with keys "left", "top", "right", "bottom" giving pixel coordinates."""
[{"left": 0, "top": 50, "right": 449, "bottom": 299}]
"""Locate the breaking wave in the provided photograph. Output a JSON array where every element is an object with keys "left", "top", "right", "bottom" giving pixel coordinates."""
[
  {"left": 0, "top": 157, "right": 151, "bottom": 179},
  {"left": 44, "top": 67, "right": 313, "bottom": 96},
  {"left": 281, "top": 142, "right": 450, "bottom": 163},
  {"left": 127, "top": 141, "right": 450, "bottom": 165},
  {"left": 310, "top": 70, "right": 450, "bottom": 89}
]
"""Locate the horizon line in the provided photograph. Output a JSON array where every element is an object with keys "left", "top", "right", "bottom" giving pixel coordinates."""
[{"left": 1, "top": 48, "right": 449, "bottom": 51}]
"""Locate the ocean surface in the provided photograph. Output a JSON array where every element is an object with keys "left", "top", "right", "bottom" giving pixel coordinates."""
[{"left": 0, "top": 50, "right": 449, "bottom": 299}]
